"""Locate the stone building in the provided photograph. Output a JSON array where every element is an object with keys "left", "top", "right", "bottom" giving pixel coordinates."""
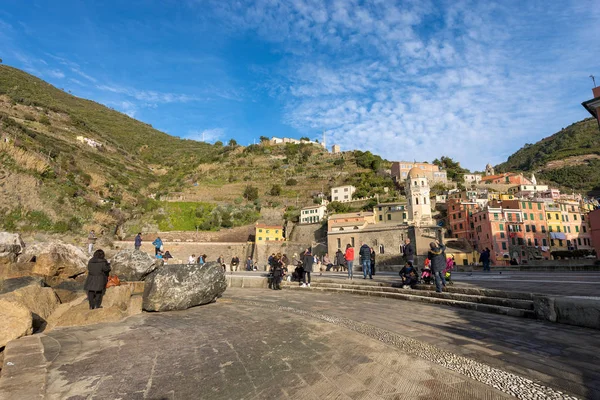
[
  {"left": 485, "top": 163, "right": 495, "bottom": 176},
  {"left": 405, "top": 167, "right": 433, "bottom": 226},
  {"left": 331, "top": 144, "right": 341, "bottom": 154}
]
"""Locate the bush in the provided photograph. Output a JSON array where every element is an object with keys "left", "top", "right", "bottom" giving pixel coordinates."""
[
  {"left": 243, "top": 185, "right": 259, "bottom": 201},
  {"left": 39, "top": 114, "right": 51, "bottom": 125},
  {"left": 286, "top": 178, "right": 298, "bottom": 186},
  {"left": 269, "top": 184, "right": 282, "bottom": 196}
]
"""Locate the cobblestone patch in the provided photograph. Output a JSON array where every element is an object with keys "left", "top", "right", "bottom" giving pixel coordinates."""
[{"left": 238, "top": 299, "right": 579, "bottom": 400}]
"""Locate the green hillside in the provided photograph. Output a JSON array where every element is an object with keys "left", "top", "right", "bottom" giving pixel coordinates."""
[
  {"left": 496, "top": 118, "right": 600, "bottom": 194},
  {"left": 0, "top": 65, "right": 394, "bottom": 235}
]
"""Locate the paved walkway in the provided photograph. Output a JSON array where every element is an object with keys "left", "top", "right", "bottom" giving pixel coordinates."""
[
  {"left": 33, "top": 300, "right": 511, "bottom": 400},
  {"left": 2, "top": 286, "right": 598, "bottom": 399}
]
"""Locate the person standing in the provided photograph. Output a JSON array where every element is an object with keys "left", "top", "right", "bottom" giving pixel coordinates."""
[
  {"left": 152, "top": 237, "right": 163, "bottom": 256},
  {"left": 370, "top": 247, "right": 376, "bottom": 276},
  {"left": 480, "top": 248, "right": 491, "bottom": 272},
  {"left": 345, "top": 244, "right": 354, "bottom": 280},
  {"left": 134, "top": 233, "right": 142, "bottom": 251},
  {"left": 87, "top": 230, "right": 97, "bottom": 255},
  {"left": 231, "top": 256, "right": 240, "bottom": 271},
  {"left": 84, "top": 249, "right": 111, "bottom": 310},
  {"left": 272, "top": 253, "right": 284, "bottom": 290},
  {"left": 428, "top": 240, "right": 447, "bottom": 293},
  {"left": 246, "top": 256, "right": 253, "bottom": 271},
  {"left": 402, "top": 238, "right": 414, "bottom": 264},
  {"left": 359, "top": 242, "right": 372, "bottom": 279},
  {"left": 335, "top": 249, "right": 345, "bottom": 272},
  {"left": 301, "top": 248, "right": 314, "bottom": 287}
]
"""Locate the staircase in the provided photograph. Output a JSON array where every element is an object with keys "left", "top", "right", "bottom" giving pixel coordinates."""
[{"left": 284, "top": 279, "right": 535, "bottom": 318}]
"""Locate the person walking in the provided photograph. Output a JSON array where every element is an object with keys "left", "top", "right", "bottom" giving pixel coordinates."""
[
  {"left": 87, "top": 230, "right": 97, "bottom": 255},
  {"left": 480, "top": 248, "right": 491, "bottom": 272},
  {"left": 301, "top": 248, "right": 314, "bottom": 287},
  {"left": 84, "top": 249, "right": 111, "bottom": 310},
  {"left": 428, "top": 240, "right": 447, "bottom": 293},
  {"left": 402, "top": 238, "right": 414, "bottom": 264},
  {"left": 152, "top": 237, "right": 163, "bottom": 256},
  {"left": 370, "top": 247, "right": 376, "bottom": 276},
  {"left": 345, "top": 244, "right": 354, "bottom": 280},
  {"left": 359, "top": 242, "right": 372, "bottom": 279},
  {"left": 134, "top": 233, "right": 142, "bottom": 251}
]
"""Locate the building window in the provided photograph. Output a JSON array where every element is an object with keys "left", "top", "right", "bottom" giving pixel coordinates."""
[
  {"left": 523, "top": 213, "right": 528, "bottom": 220},
  {"left": 344, "top": 195, "right": 348, "bottom": 199},
  {"left": 334, "top": 189, "right": 338, "bottom": 193},
  {"left": 344, "top": 188, "right": 348, "bottom": 192},
  {"left": 578, "top": 238, "right": 582, "bottom": 246},
  {"left": 575, "top": 226, "right": 579, "bottom": 233},
  {"left": 527, "top": 238, "right": 532, "bottom": 246},
  {"left": 266, "top": 237, "right": 269, "bottom": 241},
  {"left": 583, "top": 225, "right": 587, "bottom": 233},
  {"left": 337, "top": 238, "right": 341, "bottom": 249},
  {"left": 534, "top": 238, "right": 539, "bottom": 246},
  {"left": 512, "top": 237, "right": 516, "bottom": 245},
  {"left": 532, "top": 225, "right": 537, "bottom": 233},
  {"left": 500, "top": 232, "right": 505, "bottom": 239},
  {"left": 557, "top": 226, "right": 561, "bottom": 232},
  {"left": 543, "top": 239, "right": 547, "bottom": 246},
  {"left": 351, "top": 237, "right": 355, "bottom": 247},
  {"left": 555, "top": 213, "right": 559, "bottom": 220},
  {"left": 494, "top": 213, "right": 498, "bottom": 220},
  {"left": 530, "top": 213, "right": 534, "bottom": 220},
  {"left": 528, "top": 202, "right": 532, "bottom": 209},
  {"left": 459, "top": 223, "right": 463, "bottom": 229},
  {"left": 387, "top": 214, "right": 391, "bottom": 221},
  {"left": 379, "top": 245, "right": 385, "bottom": 254},
  {"left": 537, "top": 203, "right": 541, "bottom": 210},
  {"left": 547, "top": 213, "right": 551, "bottom": 220},
  {"left": 551, "top": 239, "right": 555, "bottom": 246},
  {"left": 541, "top": 226, "right": 546, "bottom": 233},
  {"left": 574, "top": 214, "right": 578, "bottom": 221},
  {"left": 521, "top": 202, "right": 526, "bottom": 208},
  {"left": 526, "top": 225, "right": 530, "bottom": 232},
  {"left": 379, "top": 215, "right": 382, "bottom": 221},
  {"left": 416, "top": 198, "right": 419, "bottom": 205},
  {"left": 499, "top": 223, "right": 504, "bottom": 230},
  {"left": 549, "top": 226, "right": 553, "bottom": 232},
  {"left": 539, "top": 213, "right": 543, "bottom": 220},
  {"left": 567, "top": 226, "right": 571, "bottom": 233},
  {"left": 258, "top": 237, "right": 263, "bottom": 241}
]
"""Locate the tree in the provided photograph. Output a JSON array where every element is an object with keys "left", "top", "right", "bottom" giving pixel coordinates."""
[
  {"left": 259, "top": 136, "right": 269, "bottom": 142},
  {"left": 327, "top": 201, "right": 350, "bottom": 214},
  {"left": 269, "top": 184, "right": 282, "bottom": 196},
  {"left": 228, "top": 139, "right": 238, "bottom": 147},
  {"left": 243, "top": 185, "right": 259, "bottom": 201},
  {"left": 300, "top": 136, "right": 310, "bottom": 141},
  {"left": 214, "top": 141, "right": 223, "bottom": 147}
]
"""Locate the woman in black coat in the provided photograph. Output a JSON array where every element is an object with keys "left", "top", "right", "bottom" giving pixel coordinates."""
[{"left": 84, "top": 249, "right": 111, "bottom": 310}]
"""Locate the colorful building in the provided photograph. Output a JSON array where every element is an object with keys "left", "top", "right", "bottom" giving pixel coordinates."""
[
  {"left": 480, "top": 173, "right": 532, "bottom": 185},
  {"left": 327, "top": 211, "right": 374, "bottom": 231},
  {"left": 255, "top": 224, "right": 284, "bottom": 242},
  {"left": 391, "top": 161, "right": 448, "bottom": 184}
]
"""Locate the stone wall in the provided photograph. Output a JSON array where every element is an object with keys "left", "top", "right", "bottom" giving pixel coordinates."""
[{"left": 114, "top": 241, "right": 251, "bottom": 267}]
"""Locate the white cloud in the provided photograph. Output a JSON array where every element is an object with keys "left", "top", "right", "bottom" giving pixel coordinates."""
[
  {"left": 185, "top": 128, "right": 225, "bottom": 143},
  {"left": 215, "top": 0, "right": 600, "bottom": 170},
  {"left": 96, "top": 84, "right": 202, "bottom": 104},
  {"left": 47, "top": 69, "right": 65, "bottom": 79}
]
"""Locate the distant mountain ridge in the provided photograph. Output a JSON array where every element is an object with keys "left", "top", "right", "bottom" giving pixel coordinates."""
[{"left": 495, "top": 118, "right": 600, "bottom": 195}]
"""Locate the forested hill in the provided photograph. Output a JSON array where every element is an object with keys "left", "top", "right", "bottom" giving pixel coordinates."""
[{"left": 496, "top": 118, "right": 600, "bottom": 195}]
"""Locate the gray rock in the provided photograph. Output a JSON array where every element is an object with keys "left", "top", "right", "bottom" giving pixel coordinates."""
[
  {"left": 0, "top": 276, "right": 46, "bottom": 295},
  {"left": 533, "top": 295, "right": 557, "bottom": 322},
  {"left": 0, "top": 232, "right": 25, "bottom": 265},
  {"left": 142, "top": 262, "right": 227, "bottom": 312},
  {"left": 16, "top": 241, "right": 88, "bottom": 279},
  {"left": 110, "top": 250, "right": 157, "bottom": 281}
]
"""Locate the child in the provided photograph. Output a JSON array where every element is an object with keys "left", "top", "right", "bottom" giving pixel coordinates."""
[
  {"left": 421, "top": 263, "right": 432, "bottom": 284},
  {"left": 444, "top": 256, "right": 454, "bottom": 285}
]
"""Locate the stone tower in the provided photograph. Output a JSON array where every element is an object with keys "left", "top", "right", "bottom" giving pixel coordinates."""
[
  {"left": 485, "top": 163, "right": 495, "bottom": 176},
  {"left": 405, "top": 167, "right": 432, "bottom": 226}
]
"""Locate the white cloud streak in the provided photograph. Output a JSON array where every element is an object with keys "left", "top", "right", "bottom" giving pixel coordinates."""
[
  {"left": 211, "top": 0, "right": 600, "bottom": 170},
  {"left": 185, "top": 128, "right": 225, "bottom": 143}
]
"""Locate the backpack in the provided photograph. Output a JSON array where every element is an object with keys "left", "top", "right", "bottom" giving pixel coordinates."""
[{"left": 106, "top": 275, "right": 121, "bottom": 288}]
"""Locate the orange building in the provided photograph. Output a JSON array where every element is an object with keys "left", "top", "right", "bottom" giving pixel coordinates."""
[
  {"left": 447, "top": 197, "right": 479, "bottom": 245},
  {"left": 480, "top": 173, "right": 532, "bottom": 185}
]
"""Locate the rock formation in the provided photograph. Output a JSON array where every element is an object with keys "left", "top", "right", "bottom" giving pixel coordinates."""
[
  {"left": 142, "top": 262, "right": 227, "bottom": 312},
  {"left": 16, "top": 241, "right": 88, "bottom": 280},
  {"left": 110, "top": 249, "right": 158, "bottom": 281},
  {"left": 0, "top": 232, "right": 25, "bottom": 266}
]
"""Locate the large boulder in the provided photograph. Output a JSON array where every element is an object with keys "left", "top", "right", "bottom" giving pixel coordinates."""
[
  {"left": 0, "top": 232, "right": 25, "bottom": 265},
  {"left": 0, "top": 278, "right": 60, "bottom": 332},
  {"left": 0, "top": 299, "right": 32, "bottom": 348},
  {"left": 143, "top": 262, "right": 227, "bottom": 312},
  {"left": 16, "top": 242, "right": 88, "bottom": 280},
  {"left": 110, "top": 250, "right": 157, "bottom": 281}
]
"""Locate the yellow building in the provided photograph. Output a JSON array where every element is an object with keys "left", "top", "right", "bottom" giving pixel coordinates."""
[
  {"left": 500, "top": 194, "right": 516, "bottom": 201},
  {"left": 373, "top": 202, "right": 408, "bottom": 224},
  {"left": 255, "top": 224, "right": 284, "bottom": 242}
]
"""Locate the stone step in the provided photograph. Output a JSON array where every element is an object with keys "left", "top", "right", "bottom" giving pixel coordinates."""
[
  {"left": 304, "top": 282, "right": 534, "bottom": 310},
  {"left": 285, "top": 285, "right": 536, "bottom": 319},
  {"left": 309, "top": 278, "right": 534, "bottom": 300}
]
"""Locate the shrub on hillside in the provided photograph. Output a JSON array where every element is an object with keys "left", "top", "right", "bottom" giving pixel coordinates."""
[
  {"left": 243, "top": 185, "right": 259, "bottom": 201},
  {"left": 286, "top": 178, "right": 298, "bottom": 186}
]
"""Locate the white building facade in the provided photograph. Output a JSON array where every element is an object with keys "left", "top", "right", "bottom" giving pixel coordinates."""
[
  {"left": 300, "top": 205, "right": 327, "bottom": 224},
  {"left": 331, "top": 185, "right": 356, "bottom": 202}
]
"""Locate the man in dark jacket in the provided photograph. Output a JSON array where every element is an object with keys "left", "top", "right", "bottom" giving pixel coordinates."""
[
  {"left": 84, "top": 249, "right": 111, "bottom": 309},
  {"left": 301, "top": 248, "right": 313, "bottom": 287},
  {"left": 359, "top": 242, "right": 372, "bottom": 279},
  {"left": 402, "top": 239, "right": 414, "bottom": 264},
  {"left": 231, "top": 256, "right": 240, "bottom": 271},
  {"left": 479, "top": 248, "right": 491, "bottom": 272},
  {"left": 370, "top": 247, "right": 376, "bottom": 276},
  {"left": 428, "top": 240, "right": 447, "bottom": 293}
]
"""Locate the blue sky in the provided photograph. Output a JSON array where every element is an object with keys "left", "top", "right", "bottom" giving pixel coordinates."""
[{"left": 1, "top": 0, "right": 599, "bottom": 170}]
